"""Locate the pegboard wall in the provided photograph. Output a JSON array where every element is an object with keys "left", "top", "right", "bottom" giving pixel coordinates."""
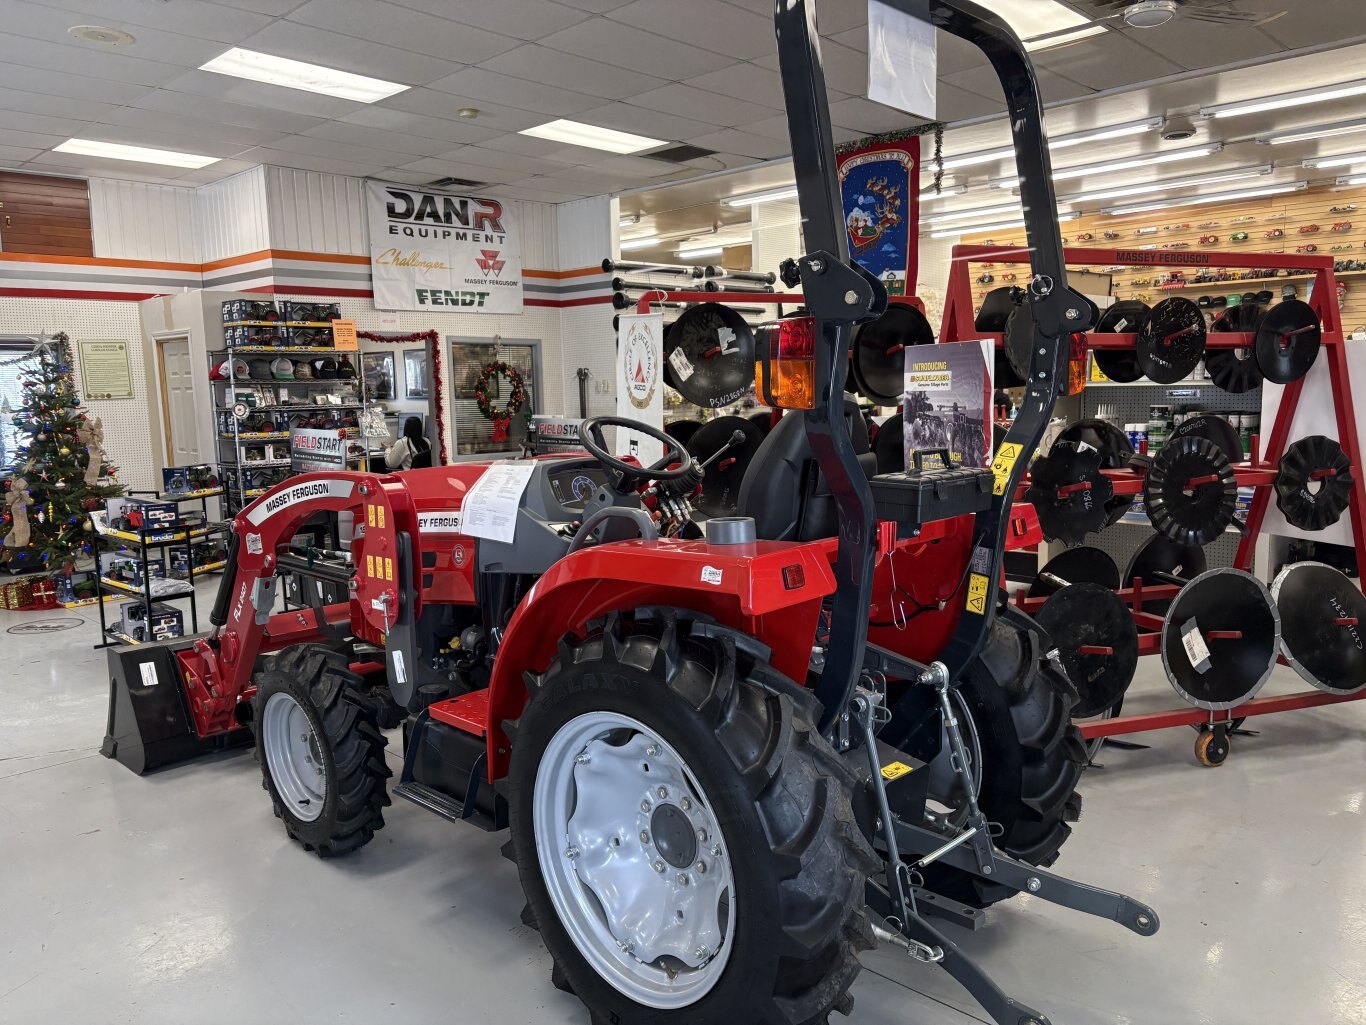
[
  {"left": 1081, "top": 376, "right": 1265, "bottom": 426},
  {"left": 0, "top": 298, "right": 156, "bottom": 492}
]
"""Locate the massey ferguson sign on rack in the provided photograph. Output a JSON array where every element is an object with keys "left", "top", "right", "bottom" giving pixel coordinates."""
[{"left": 365, "top": 180, "right": 523, "bottom": 314}]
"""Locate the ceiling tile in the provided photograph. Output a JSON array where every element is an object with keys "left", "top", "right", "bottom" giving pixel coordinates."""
[
  {"left": 0, "top": 35, "right": 185, "bottom": 87},
  {"left": 490, "top": 183, "right": 589, "bottom": 203},
  {"left": 4, "top": 1, "right": 230, "bottom": 67},
  {"left": 934, "top": 83, "right": 1010, "bottom": 123},
  {"left": 426, "top": 67, "right": 605, "bottom": 115},
  {"left": 1124, "top": 21, "right": 1280, "bottom": 71},
  {"left": 26, "top": 0, "right": 274, "bottom": 42},
  {"left": 0, "top": 108, "right": 95, "bottom": 138},
  {"left": 736, "top": 112, "right": 796, "bottom": 141},
  {"left": 385, "top": 0, "right": 587, "bottom": 39},
  {"left": 720, "top": 0, "right": 866, "bottom": 34},
  {"left": 687, "top": 128, "right": 790, "bottom": 160},
  {"left": 373, "top": 90, "right": 548, "bottom": 133},
  {"left": 434, "top": 145, "right": 571, "bottom": 175},
  {"left": 607, "top": 0, "right": 774, "bottom": 60},
  {"left": 537, "top": 19, "right": 734, "bottom": 79},
  {"left": 754, "top": 39, "right": 867, "bottom": 96},
  {"left": 73, "top": 123, "right": 248, "bottom": 157},
  {"left": 131, "top": 89, "right": 327, "bottom": 135},
  {"left": 171, "top": 158, "right": 260, "bottom": 184},
  {"left": 283, "top": 0, "right": 521, "bottom": 64},
  {"left": 0, "top": 145, "right": 43, "bottom": 163},
  {"left": 1259, "top": 1, "right": 1349, "bottom": 49},
  {"left": 630, "top": 83, "right": 774, "bottom": 127},
  {"left": 234, "top": 19, "right": 461, "bottom": 87},
  {"left": 21, "top": 153, "right": 189, "bottom": 183},
  {"left": 474, "top": 132, "right": 585, "bottom": 159},
  {"left": 685, "top": 62, "right": 786, "bottom": 110},
  {"left": 342, "top": 103, "right": 523, "bottom": 143},
  {"left": 0, "top": 127, "right": 69, "bottom": 150},
  {"left": 552, "top": 0, "right": 635, "bottom": 12},
  {"left": 158, "top": 69, "right": 364, "bottom": 119},
  {"left": 826, "top": 95, "right": 918, "bottom": 134},
  {"left": 235, "top": 145, "right": 394, "bottom": 178},
  {"left": 479, "top": 44, "right": 668, "bottom": 99},
  {"left": 942, "top": 64, "right": 1090, "bottom": 108},
  {"left": 573, "top": 101, "right": 715, "bottom": 142},
  {"left": 0, "top": 62, "right": 151, "bottom": 104},
  {"left": 831, "top": 25, "right": 866, "bottom": 52},
  {"left": 1033, "top": 34, "right": 1183, "bottom": 91},
  {"left": 0, "top": 86, "right": 117, "bottom": 123},
  {"left": 301, "top": 121, "right": 456, "bottom": 157},
  {"left": 274, "top": 132, "right": 427, "bottom": 165},
  {"left": 931, "top": 32, "right": 987, "bottom": 76},
  {"left": 94, "top": 106, "right": 289, "bottom": 149},
  {"left": 211, "top": 0, "right": 304, "bottom": 13}
]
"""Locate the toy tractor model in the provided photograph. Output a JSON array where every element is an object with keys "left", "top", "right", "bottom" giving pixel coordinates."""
[{"left": 100, "top": 3, "right": 1159, "bottom": 1023}]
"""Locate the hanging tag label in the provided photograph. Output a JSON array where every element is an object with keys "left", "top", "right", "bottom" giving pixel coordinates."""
[
  {"left": 1180, "top": 619, "right": 1212, "bottom": 673},
  {"left": 668, "top": 347, "right": 695, "bottom": 382}
]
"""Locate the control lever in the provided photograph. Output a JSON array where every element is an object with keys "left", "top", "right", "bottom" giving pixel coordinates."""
[{"left": 697, "top": 429, "right": 748, "bottom": 470}]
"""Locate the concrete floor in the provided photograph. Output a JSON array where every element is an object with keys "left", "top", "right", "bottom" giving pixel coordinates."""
[{"left": 2, "top": 586, "right": 1365, "bottom": 1025}]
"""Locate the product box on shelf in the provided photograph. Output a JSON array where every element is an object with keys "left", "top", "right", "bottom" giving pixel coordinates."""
[
  {"left": 287, "top": 326, "right": 334, "bottom": 348},
  {"left": 226, "top": 324, "right": 289, "bottom": 348},
  {"left": 101, "top": 552, "right": 165, "bottom": 587},
  {"left": 120, "top": 601, "right": 184, "bottom": 643},
  {"left": 105, "top": 497, "right": 179, "bottom": 534},
  {"left": 222, "top": 299, "right": 281, "bottom": 324},
  {"left": 170, "top": 539, "right": 228, "bottom": 577},
  {"left": 282, "top": 300, "right": 341, "bottom": 323},
  {"left": 162, "top": 464, "right": 220, "bottom": 496}
]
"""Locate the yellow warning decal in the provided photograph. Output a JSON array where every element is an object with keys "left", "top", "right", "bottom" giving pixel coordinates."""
[
  {"left": 377, "top": 506, "right": 385, "bottom": 529},
  {"left": 367, "top": 505, "right": 375, "bottom": 528},
  {"left": 992, "top": 442, "right": 1023, "bottom": 496},
  {"left": 366, "top": 554, "right": 375, "bottom": 578},
  {"left": 384, "top": 557, "right": 393, "bottom": 582},
  {"left": 966, "top": 572, "right": 990, "bottom": 615},
  {"left": 881, "top": 761, "right": 914, "bottom": 781}
]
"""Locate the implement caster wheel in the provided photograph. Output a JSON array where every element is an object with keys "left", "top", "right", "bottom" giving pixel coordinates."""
[{"left": 1194, "top": 726, "right": 1230, "bottom": 767}]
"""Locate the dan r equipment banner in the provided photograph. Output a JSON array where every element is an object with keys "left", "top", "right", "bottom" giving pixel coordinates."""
[{"left": 365, "top": 180, "right": 522, "bottom": 314}]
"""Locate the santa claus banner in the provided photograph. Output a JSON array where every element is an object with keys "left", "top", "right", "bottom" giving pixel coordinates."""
[
  {"left": 615, "top": 313, "right": 664, "bottom": 465},
  {"left": 836, "top": 134, "right": 921, "bottom": 297}
]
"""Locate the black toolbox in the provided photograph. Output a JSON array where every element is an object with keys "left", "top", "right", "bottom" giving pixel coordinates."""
[{"left": 870, "top": 448, "right": 995, "bottom": 528}]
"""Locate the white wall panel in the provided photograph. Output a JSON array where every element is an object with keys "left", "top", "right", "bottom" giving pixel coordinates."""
[
  {"left": 195, "top": 167, "right": 269, "bottom": 263},
  {"left": 265, "top": 167, "right": 368, "bottom": 255},
  {"left": 556, "top": 196, "right": 611, "bottom": 271},
  {"left": 88, "top": 178, "right": 199, "bottom": 263}
]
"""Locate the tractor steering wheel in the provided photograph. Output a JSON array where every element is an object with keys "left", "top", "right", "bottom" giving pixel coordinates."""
[{"left": 579, "top": 415, "right": 695, "bottom": 490}]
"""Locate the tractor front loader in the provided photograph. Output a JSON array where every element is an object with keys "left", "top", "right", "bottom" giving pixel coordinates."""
[{"left": 102, "top": 2, "right": 1159, "bottom": 1023}]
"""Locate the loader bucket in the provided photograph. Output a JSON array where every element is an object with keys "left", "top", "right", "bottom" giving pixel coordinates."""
[{"left": 100, "top": 637, "right": 252, "bottom": 775}]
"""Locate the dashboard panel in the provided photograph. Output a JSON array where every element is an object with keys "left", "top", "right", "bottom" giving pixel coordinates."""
[{"left": 547, "top": 462, "right": 608, "bottom": 512}]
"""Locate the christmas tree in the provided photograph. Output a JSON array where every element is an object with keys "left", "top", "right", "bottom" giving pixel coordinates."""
[{"left": 1, "top": 333, "right": 122, "bottom": 571}]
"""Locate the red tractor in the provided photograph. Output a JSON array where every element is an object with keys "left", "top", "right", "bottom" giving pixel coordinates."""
[{"left": 101, "top": 2, "right": 1158, "bottom": 1023}]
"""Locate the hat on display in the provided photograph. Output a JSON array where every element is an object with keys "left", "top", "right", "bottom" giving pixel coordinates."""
[
  {"left": 1225, "top": 293, "right": 1242, "bottom": 307},
  {"left": 1197, "top": 295, "right": 1212, "bottom": 307},
  {"left": 248, "top": 358, "right": 273, "bottom": 380},
  {"left": 292, "top": 359, "right": 313, "bottom": 380},
  {"left": 270, "top": 357, "right": 295, "bottom": 379},
  {"left": 209, "top": 357, "right": 250, "bottom": 381},
  {"left": 312, "top": 357, "right": 339, "bottom": 379},
  {"left": 1256, "top": 290, "right": 1274, "bottom": 305},
  {"left": 336, "top": 354, "right": 356, "bottom": 379},
  {"left": 1281, "top": 283, "right": 1298, "bottom": 300},
  {"left": 1211, "top": 295, "right": 1228, "bottom": 307},
  {"left": 1241, "top": 292, "right": 1259, "bottom": 306}
]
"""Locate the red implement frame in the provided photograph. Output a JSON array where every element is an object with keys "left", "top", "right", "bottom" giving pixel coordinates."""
[{"left": 943, "top": 245, "right": 1366, "bottom": 740}]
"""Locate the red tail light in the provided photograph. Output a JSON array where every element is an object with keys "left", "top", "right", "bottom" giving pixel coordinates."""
[{"left": 756, "top": 315, "right": 817, "bottom": 410}]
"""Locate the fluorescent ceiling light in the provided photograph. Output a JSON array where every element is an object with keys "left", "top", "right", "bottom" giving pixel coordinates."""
[
  {"left": 1103, "top": 182, "right": 1306, "bottom": 216},
  {"left": 1259, "top": 117, "right": 1366, "bottom": 146},
  {"left": 1201, "top": 79, "right": 1366, "bottom": 119},
  {"left": 676, "top": 244, "right": 725, "bottom": 259},
  {"left": 1337, "top": 174, "right": 1366, "bottom": 186},
  {"left": 928, "top": 211, "right": 1078, "bottom": 239},
  {"left": 988, "top": 0, "right": 1090, "bottom": 40},
  {"left": 520, "top": 118, "right": 664, "bottom": 154},
  {"left": 941, "top": 146, "right": 1014, "bottom": 171},
  {"left": 1025, "top": 24, "right": 1106, "bottom": 51},
  {"left": 939, "top": 119, "right": 1162, "bottom": 171},
  {"left": 1303, "top": 150, "right": 1366, "bottom": 169},
  {"left": 200, "top": 47, "right": 407, "bottom": 102},
  {"left": 619, "top": 214, "right": 640, "bottom": 228},
  {"left": 620, "top": 237, "right": 659, "bottom": 251},
  {"left": 1063, "top": 165, "right": 1271, "bottom": 204},
  {"left": 994, "top": 143, "right": 1222, "bottom": 188},
  {"left": 724, "top": 186, "right": 799, "bottom": 207},
  {"left": 919, "top": 184, "right": 968, "bottom": 201},
  {"left": 53, "top": 138, "right": 217, "bottom": 169},
  {"left": 925, "top": 202, "right": 1026, "bottom": 225}
]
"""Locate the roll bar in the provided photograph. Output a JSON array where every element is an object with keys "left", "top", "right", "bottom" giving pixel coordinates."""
[{"left": 774, "top": 0, "right": 1095, "bottom": 729}]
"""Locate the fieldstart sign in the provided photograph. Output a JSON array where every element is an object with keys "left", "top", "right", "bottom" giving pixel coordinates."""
[{"left": 365, "top": 180, "right": 523, "bottom": 314}]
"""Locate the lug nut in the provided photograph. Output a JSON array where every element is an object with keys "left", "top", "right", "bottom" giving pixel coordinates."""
[
  {"left": 677, "top": 873, "right": 689, "bottom": 886},
  {"left": 710, "top": 844, "right": 722, "bottom": 858},
  {"left": 695, "top": 945, "right": 710, "bottom": 961},
  {"left": 680, "top": 797, "right": 692, "bottom": 811},
  {"left": 640, "top": 830, "right": 651, "bottom": 845},
  {"left": 618, "top": 940, "right": 634, "bottom": 956},
  {"left": 641, "top": 800, "right": 651, "bottom": 813},
  {"left": 657, "top": 786, "right": 668, "bottom": 799},
  {"left": 646, "top": 743, "right": 661, "bottom": 757},
  {"left": 695, "top": 861, "right": 706, "bottom": 874},
  {"left": 565, "top": 845, "right": 580, "bottom": 860},
  {"left": 653, "top": 860, "right": 666, "bottom": 873},
  {"left": 696, "top": 828, "right": 707, "bottom": 842},
  {"left": 575, "top": 752, "right": 590, "bottom": 765}
]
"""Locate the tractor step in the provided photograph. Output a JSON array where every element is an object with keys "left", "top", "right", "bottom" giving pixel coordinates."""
[
  {"left": 393, "top": 780, "right": 466, "bottom": 823},
  {"left": 427, "top": 690, "right": 490, "bottom": 737}
]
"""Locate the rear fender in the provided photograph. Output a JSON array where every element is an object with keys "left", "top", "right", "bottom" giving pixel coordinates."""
[{"left": 485, "top": 537, "right": 835, "bottom": 779}]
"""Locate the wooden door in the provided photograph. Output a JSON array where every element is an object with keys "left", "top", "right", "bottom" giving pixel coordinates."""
[
  {"left": 157, "top": 336, "right": 200, "bottom": 466},
  {"left": 0, "top": 171, "right": 93, "bottom": 257}
]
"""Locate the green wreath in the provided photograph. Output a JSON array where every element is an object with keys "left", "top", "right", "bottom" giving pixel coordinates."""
[{"left": 474, "top": 361, "right": 528, "bottom": 441}]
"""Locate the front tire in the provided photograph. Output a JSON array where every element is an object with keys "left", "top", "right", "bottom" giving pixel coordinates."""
[
  {"left": 253, "top": 644, "right": 392, "bottom": 857},
  {"left": 506, "top": 610, "right": 876, "bottom": 1025}
]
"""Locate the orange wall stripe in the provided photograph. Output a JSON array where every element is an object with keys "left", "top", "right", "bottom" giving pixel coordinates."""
[
  {"left": 0, "top": 252, "right": 198, "bottom": 272},
  {"left": 524, "top": 265, "right": 607, "bottom": 280}
]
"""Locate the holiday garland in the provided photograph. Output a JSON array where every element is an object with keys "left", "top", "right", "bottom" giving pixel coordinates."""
[
  {"left": 356, "top": 330, "right": 447, "bottom": 464},
  {"left": 474, "top": 361, "right": 529, "bottom": 442}
]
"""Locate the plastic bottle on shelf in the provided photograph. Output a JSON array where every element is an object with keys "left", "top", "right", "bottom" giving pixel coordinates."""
[{"left": 1148, "top": 405, "right": 1171, "bottom": 454}]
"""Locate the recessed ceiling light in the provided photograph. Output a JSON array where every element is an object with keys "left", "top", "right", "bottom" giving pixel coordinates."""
[
  {"left": 68, "top": 25, "right": 135, "bottom": 46},
  {"left": 1337, "top": 174, "right": 1366, "bottom": 187},
  {"left": 200, "top": 48, "right": 408, "bottom": 103},
  {"left": 988, "top": 0, "right": 1091, "bottom": 40},
  {"left": 1062, "top": 165, "right": 1271, "bottom": 204},
  {"left": 938, "top": 119, "right": 1163, "bottom": 171},
  {"left": 993, "top": 143, "right": 1222, "bottom": 188},
  {"left": 620, "top": 237, "right": 657, "bottom": 251},
  {"left": 924, "top": 201, "right": 1026, "bottom": 225},
  {"left": 1201, "top": 79, "right": 1366, "bottom": 119},
  {"left": 53, "top": 138, "right": 218, "bottom": 169},
  {"left": 676, "top": 244, "right": 725, "bottom": 259},
  {"left": 457, "top": 108, "right": 480, "bottom": 119},
  {"left": 1025, "top": 25, "right": 1106, "bottom": 51},
  {"left": 1302, "top": 150, "right": 1366, "bottom": 169},
  {"left": 724, "top": 186, "right": 799, "bottom": 207},
  {"left": 1103, "top": 181, "right": 1306, "bottom": 216},
  {"left": 520, "top": 119, "right": 664, "bottom": 154},
  {"left": 927, "top": 211, "right": 1078, "bottom": 240},
  {"left": 1259, "top": 117, "right": 1366, "bottom": 146}
]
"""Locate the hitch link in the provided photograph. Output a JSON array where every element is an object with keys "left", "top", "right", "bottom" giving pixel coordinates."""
[
  {"left": 913, "top": 826, "right": 978, "bottom": 870},
  {"left": 871, "top": 918, "right": 943, "bottom": 963}
]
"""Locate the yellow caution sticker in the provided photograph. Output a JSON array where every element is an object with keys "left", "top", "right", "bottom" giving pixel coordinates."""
[
  {"left": 377, "top": 506, "right": 385, "bottom": 529},
  {"left": 384, "top": 557, "right": 393, "bottom": 582},
  {"left": 366, "top": 554, "right": 375, "bottom": 578},
  {"left": 992, "top": 442, "right": 1022, "bottom": 496},
  {"left": 881, "top": 761, "right": 914, "bottom": 781},
  {"left": 966, "top": 572, "right": 990, "bottom": 615},
  {"left": 367, "top": 505, "right": 375, "bottom": 528}
]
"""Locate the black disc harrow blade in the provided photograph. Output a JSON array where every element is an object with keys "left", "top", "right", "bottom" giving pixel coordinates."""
[
  {"left": 1275, "top": 434, "right": 1354, "bottom": 531},
  {"left": 1161, "top": 568, "right": 1280, "bottom": 711},
  {"left": 1027, "top": 545, "right": 1121, "bottom": 598},
  {"left": 685, "top": 414, "right": 767, "bottom": 518},
  {"left": 1137, "top": 296, "right": 1206, "bottom": 384},
  {"left": 1025, "top": 440, "right": 1115, "bottom": 546},
  {"left": 976, "top": 286, "right": 1027, "bottom": 388},
  {"left": 1144, "top": 436, "right": 1238, "bottom": 546},
  {"left": 1124, "top": 533, "right": 1208, "bottom": 615},
  {"left": 1091, "top": 298, "right": 1149, "bottom": 384},
  {"left": 851, "top": 303, "right": 933, "bottom": 405},
  {"left": 1056, "top": 418, "right": 1136, "bottom": 525},
  {"left": 1037, "top": 582, "right": 1139, "bottom": 718},
  {"left": 1004, "top": 304, "right": 1035, "bottom": 382},
  {"left": 1271, "top": 561, "right": 1366, "bottom": 695},
  {"left": 1170, "top": 413, "right": 1244, "bottom": 464},
  {"left": 663, "top": 302, "right": 755, "bottom": 409},
  {"left": 1255, "top": 298, "right": 1321, "bottom": 385},
  {"left": 1205, "top": 304, "right": 1265, "bottom": 393}
]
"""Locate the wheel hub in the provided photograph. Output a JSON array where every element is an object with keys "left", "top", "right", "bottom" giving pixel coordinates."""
[
  {"left": 650, "top": 803, "right": 698, "bottom": 869},
  {"left": 261, "top": 691, "right": 327, "bottom": 823}
]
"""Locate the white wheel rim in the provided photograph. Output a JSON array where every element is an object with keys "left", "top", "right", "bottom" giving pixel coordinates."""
[
  {"left": 262, "top": 691, "right": 327, "bottom": 823},
  {"left": 533, "top": 711, "right": 736, "bottom": 1009}
]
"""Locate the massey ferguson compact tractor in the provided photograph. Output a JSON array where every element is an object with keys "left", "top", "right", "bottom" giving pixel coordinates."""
[{"left": 101, "top": 2, "right": 1159, "bottom": 1022}]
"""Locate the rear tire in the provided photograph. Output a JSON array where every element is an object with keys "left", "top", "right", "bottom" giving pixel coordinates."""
[
  {"left": 254, "top": 643, "right": 392, "bottom": 857},
  {"left": 923, "top": 606, "right": 1086, "bottom": 907},
  {"left": 506, "top": 609, "right": 877, "bottom": 1025}
]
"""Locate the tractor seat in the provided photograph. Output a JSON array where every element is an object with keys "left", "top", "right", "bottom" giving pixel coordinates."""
[{"left": 735, "top": 399, "right": 877, "bottom": 541}]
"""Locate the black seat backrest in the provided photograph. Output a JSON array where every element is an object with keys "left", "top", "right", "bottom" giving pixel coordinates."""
[
  {"left": 411, "top": 445, "right": 433, "bottom": 469},
  {"left": 736, "top": 399, "right": 875, "bottom": 541}
]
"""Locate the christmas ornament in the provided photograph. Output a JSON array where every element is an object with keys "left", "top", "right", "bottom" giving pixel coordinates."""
[
  {"left": 474, "top": 361, "right": 528, "bottom": 443},
  {"left": 3, "top": 479, "right": 32, "bottom": 549}
]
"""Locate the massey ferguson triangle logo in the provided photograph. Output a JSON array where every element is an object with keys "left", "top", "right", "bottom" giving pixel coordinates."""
[{"left": 476, "top": 249, "right": 505, "bottom": 276}]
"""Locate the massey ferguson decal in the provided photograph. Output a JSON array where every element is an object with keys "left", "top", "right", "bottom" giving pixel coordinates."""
[{"left": 366, "top": 180, "right": 523, "bottom": 314}]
